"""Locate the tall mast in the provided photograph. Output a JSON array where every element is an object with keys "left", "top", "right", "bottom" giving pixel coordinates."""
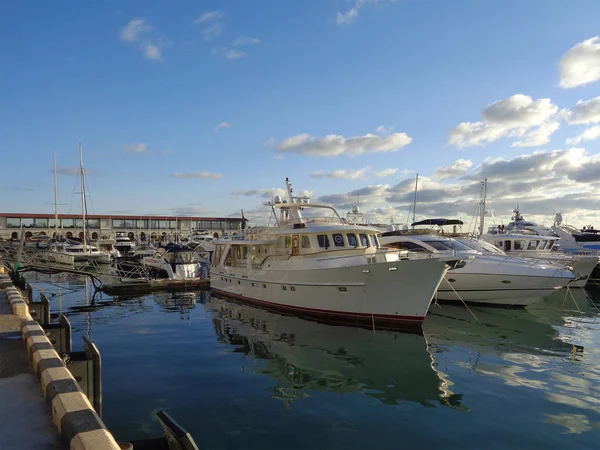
[
  {"left": 411, "top": 173, "right": 419, "bottom": 227},
  {"left": 478, "top": 178, "right": 487, "bottom": 237},
  {"left": 53, "top": 152, "right": 59, "bottom": 237},
  {"left": 79, "top": 143, "right": 87, "bottom": 252}
]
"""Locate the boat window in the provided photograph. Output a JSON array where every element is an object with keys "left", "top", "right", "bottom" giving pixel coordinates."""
[
  {"left": 276, "top": 236, "right": 285, "bottom": 249},
  {"left": 347, "top": 234, "right": 358, "bottom": 247},
  {"left": 523, "top": 222, "right": 535, "bottom": 227},
  {"left": 285, "top": 236, "right": 292, "bottom": 248},
  {"left": 213, "top": 245, "right": 223, "bottom": 264},
  {"left": 547, "top": 240, "right": 555, "bottom": 250},
  {"left": 301, "top": 236, "right": 311, "bottom": 248},
  {"left": 387, "top": 241, "right": 429, "bottom": 252},
  {"left": 369, "top": 235, "right": 378, "bottom": 248},
  {"left": 505, "top": 241, "right": 512, "bottom": 251},
  {"left": 317, "top": 235, "right": 330, "bottom": 248},
  {"left": 495, "top": 241, "right": 503, "bottom": 248},
  {"left": 224, "top": 248, "right": 233, "bottom": 266},
  {"left": 528, "top": 240, "right": 540, "bottom": 250},
  {"left": 514, "top": 240, "right": 525, "bottom": 251},
  {"left": 359, "top": 234, "right": 369, "bottom": 247},
  {"left": 423, "top": 241, "right": 452, "bottom": 251},
  {"left": 332, "top": 233, "right": 345, "bottom": 247}
]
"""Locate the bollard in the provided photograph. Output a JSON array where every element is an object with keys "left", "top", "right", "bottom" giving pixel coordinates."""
[
  {"left": 65, "top": 336, "right": 102, "bottom": 418},
  {"left": 43, "top": 314, "right": 72, "bottom": 354},
  {"left": 29, "top": 293, "right": 51, "bottom": 325}
]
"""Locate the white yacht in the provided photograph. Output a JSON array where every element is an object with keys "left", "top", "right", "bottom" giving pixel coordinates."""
[
  {"left": 379, "top": 234, "right": 576, "bottom": 306},
  {"left": 551, "top": 213, "right": 600, "bottom": 252},
  {"left": 114, "top": 232, "right": 136, "bottom": 256},
  {"left": 62, "top": 243, "right": 111, "bottom": 264},
  {"left": 141, "top": 245, "right": 206, "bottom": 280},
  {"left": 187, "top": 231, "right": 216, "bottom": 251},
  {"left": 479, "top": 232, "right": 598, "bottom": 288},
  {"left": 211, "top": 179, "right": 464, "bottom": 330}
]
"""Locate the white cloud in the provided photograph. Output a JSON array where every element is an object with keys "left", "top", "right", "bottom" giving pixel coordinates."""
[
  {"left": 262, "top": 137, "right": 276, "bottom": 148},
  {"left": 233, "top": 36, "right": 262, "bottom": 46},
  {"left": 511, "top": 121, "right": 560, "bottom": 148},
  {"left": 203, "top": 23, "right": 222, "bottom": 41},
  {"left": 566, "top": 126, "right": 600, "bottom": 145},
  {"left": 563, "top": 96, "right": 600, "bottom": 124},
  {"left": 123, "top": 143, "right": 147, "bottom": 153},
  {"left": 275, "top": 131, "right": 412, "bottom": 157},
  {"left": 449, "top": 94, "right": 560, "bottom": 147},
  {"left": 169, "top": 172, "right": 223, "bottom": 179},
  {"left": 211, "top": 47, "right": 245, "bottom": 60},
  {"left": 337, "top": 8, "right": 359, "bottom": 25},
  {"left": 372, "top": 168, "right": 398, "bottom": 178},
  {"left": 311, "top": 167, "right": 368, "bottom": 180},
  {"left": 434, "top": 159, "right": 473, "bottom": 179},
  {"left": 559, "top": 36, "right": 600, "bottom": 89},
  {"left": 214, "top": 122, "right": 231, "bottom": 132},
  {"left": 120, "top": 19, "right": 150, "bottom": 42},
  {"left": 375, "top": 125, "right": 394, "bottom": 136},
  {"left": 193, "top": 11, "right": 222, "bottom": 24},
  {"left": 120, "top": 19, "right": 166, "bottom": 61},
  {"left": 144, "top": 44, "right": 161, "bottom": 60},
  {"left": 336, "top": 0, "right": 396, "bottom": 25}
]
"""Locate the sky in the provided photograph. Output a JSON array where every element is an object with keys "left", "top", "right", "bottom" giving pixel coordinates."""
[{"left": 1, "top": 0, "right": 600, "bottom": 229}]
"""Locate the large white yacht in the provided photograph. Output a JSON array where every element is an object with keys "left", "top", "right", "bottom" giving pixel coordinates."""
[
  {"left": 379, "top": 234, "right": 576, "bottom": 306},
  {"left": 211, "top": 179, "right": 464, "bottom": 330},
  {"left": 479, "top": 232, "right": 597, "bottom": 288}
]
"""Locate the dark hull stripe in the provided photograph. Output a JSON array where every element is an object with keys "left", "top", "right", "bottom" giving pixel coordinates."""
[{"left": 211, "top": 288, "right": 425, "bottom": 331}]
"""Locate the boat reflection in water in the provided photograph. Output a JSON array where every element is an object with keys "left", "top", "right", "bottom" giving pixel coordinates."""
[{"left": 204, "top": 293, "right": 462, "bottom": 410}]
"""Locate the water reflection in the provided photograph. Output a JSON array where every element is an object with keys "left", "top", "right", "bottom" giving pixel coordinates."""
[{"left": 206, "top": 294, "right": 459, "bottom": 410}]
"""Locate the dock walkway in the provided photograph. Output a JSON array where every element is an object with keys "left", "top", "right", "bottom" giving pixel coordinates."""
[{"left": 0, "top": 290, "right": 65, "bottom": 450}]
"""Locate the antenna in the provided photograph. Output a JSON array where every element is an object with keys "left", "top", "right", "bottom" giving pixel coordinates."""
[{"left": 411, "top": 173, "right": 419, "bottom": 227}]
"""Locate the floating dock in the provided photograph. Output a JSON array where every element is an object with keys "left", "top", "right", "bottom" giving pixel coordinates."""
[{"left": 98, "top": 278, "right": 210, "bottom": 296}]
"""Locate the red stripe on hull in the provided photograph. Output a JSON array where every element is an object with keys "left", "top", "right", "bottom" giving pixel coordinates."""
[{"left": 211, "top": 288, "right": 425, "bottom": 332}]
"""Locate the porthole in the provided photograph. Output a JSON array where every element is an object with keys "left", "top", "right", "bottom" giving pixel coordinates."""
[
  {"left": 447, "top": 278, "right": 456, "bottom": 283},
  {"left": 263, "top": 284, "right": 266, "bottom": 288},
  {"left": 338, "top": 287, "right": 348, "bottom": 292},
  {"left": 282, "top": 286, "right": 288, "bottom": 291},
  {"left": 501, "top": 280, "right": 512, "bottom": 284},
  {"left": 290, "top": 286, "right": 296, "bottom": 291}
]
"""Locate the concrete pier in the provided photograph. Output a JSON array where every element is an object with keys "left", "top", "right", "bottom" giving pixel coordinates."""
[
  {"left": 0, "top": 271, "right": 121, "bottom": 450},
  {"left": 0, "top": 289, "right": 64, "bottom": 449}
]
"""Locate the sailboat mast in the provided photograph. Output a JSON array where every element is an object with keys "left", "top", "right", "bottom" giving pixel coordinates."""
[
  {"left": 79, "top": 143, "right": 87, "bottom": 252},
  {"left": 478, "top": 178, "right": 487, "bottom": 237},
  {"left": 53, "top": 152, "right": 59, "bottom": 237},
  {"left": 411, "top": 173, "right": 419, "bottom": 227}
]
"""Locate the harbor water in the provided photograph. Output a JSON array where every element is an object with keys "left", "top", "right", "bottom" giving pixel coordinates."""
[{"left": 26, "top": 272, "right": 600, "bottom": 449}]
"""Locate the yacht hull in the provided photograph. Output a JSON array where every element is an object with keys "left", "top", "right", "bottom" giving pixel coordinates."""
[
  {"left": 435, "top": 264, "right": 575, "bottom": 306},
  {"left": 211, "top": 258, "right": 450, "bottom": 329}
]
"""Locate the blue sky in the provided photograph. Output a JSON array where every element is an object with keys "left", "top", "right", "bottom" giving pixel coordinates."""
[{"left": 1, "top": 0, "right": 600, "bottom": 226}]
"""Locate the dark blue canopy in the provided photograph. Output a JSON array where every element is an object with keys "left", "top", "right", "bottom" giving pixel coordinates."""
[{"left": 410, "top": 218, "right": 464, "bottom": 227}]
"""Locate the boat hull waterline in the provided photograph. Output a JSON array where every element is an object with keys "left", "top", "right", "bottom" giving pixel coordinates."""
[{"left": 212, "top": 258, "right": 450, "bottom": 329}]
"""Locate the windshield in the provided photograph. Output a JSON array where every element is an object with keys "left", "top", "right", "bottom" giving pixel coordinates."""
[{"left": 423, "top": 240, "right": 472, "bottom": 252}]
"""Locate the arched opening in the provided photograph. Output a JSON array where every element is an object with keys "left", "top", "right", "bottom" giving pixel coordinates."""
[
  {"left": 140, "top": 232, "right": 146, "bottom": 242},
  {"left": 11, "top": 232, "right": 19, "bottom": 240},
  {"left": 92, "top": 232, "right": 99, "bottom": 240},
  {"left": 39, "top": 231, "right": 46, "bottom": 236},
  {"left": 79, "top": 232, "right": 84, "bottom": 239},
  {"left": 66, "top": 231, "right": 73, "bottom": 238},
  {"left": 25, "top": 231, "right": 33, "bottom": 240},
  {"left": 128, "top": 232, "right": 135, "bottom": 241},
  {"left": 213, "top": 232, "right": 219, "bottom": 239}
]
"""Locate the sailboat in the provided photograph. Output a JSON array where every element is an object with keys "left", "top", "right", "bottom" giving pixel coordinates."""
[{"left": 55, "top": 145, "right": 111, "bottom": 265}]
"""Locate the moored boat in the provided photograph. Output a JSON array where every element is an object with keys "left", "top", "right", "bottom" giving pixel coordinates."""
[{"left": 211, "top": 179, "right": 464, "bottom": 330}]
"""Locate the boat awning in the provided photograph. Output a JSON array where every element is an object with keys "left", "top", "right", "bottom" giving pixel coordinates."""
[{"left": 410, "top": 218, "right": 464, "bottom": 227}]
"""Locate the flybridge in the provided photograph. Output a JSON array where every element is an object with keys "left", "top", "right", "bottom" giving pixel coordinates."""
[{"left": 264, "top": 177, "right": 343, "bottom": 227}]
